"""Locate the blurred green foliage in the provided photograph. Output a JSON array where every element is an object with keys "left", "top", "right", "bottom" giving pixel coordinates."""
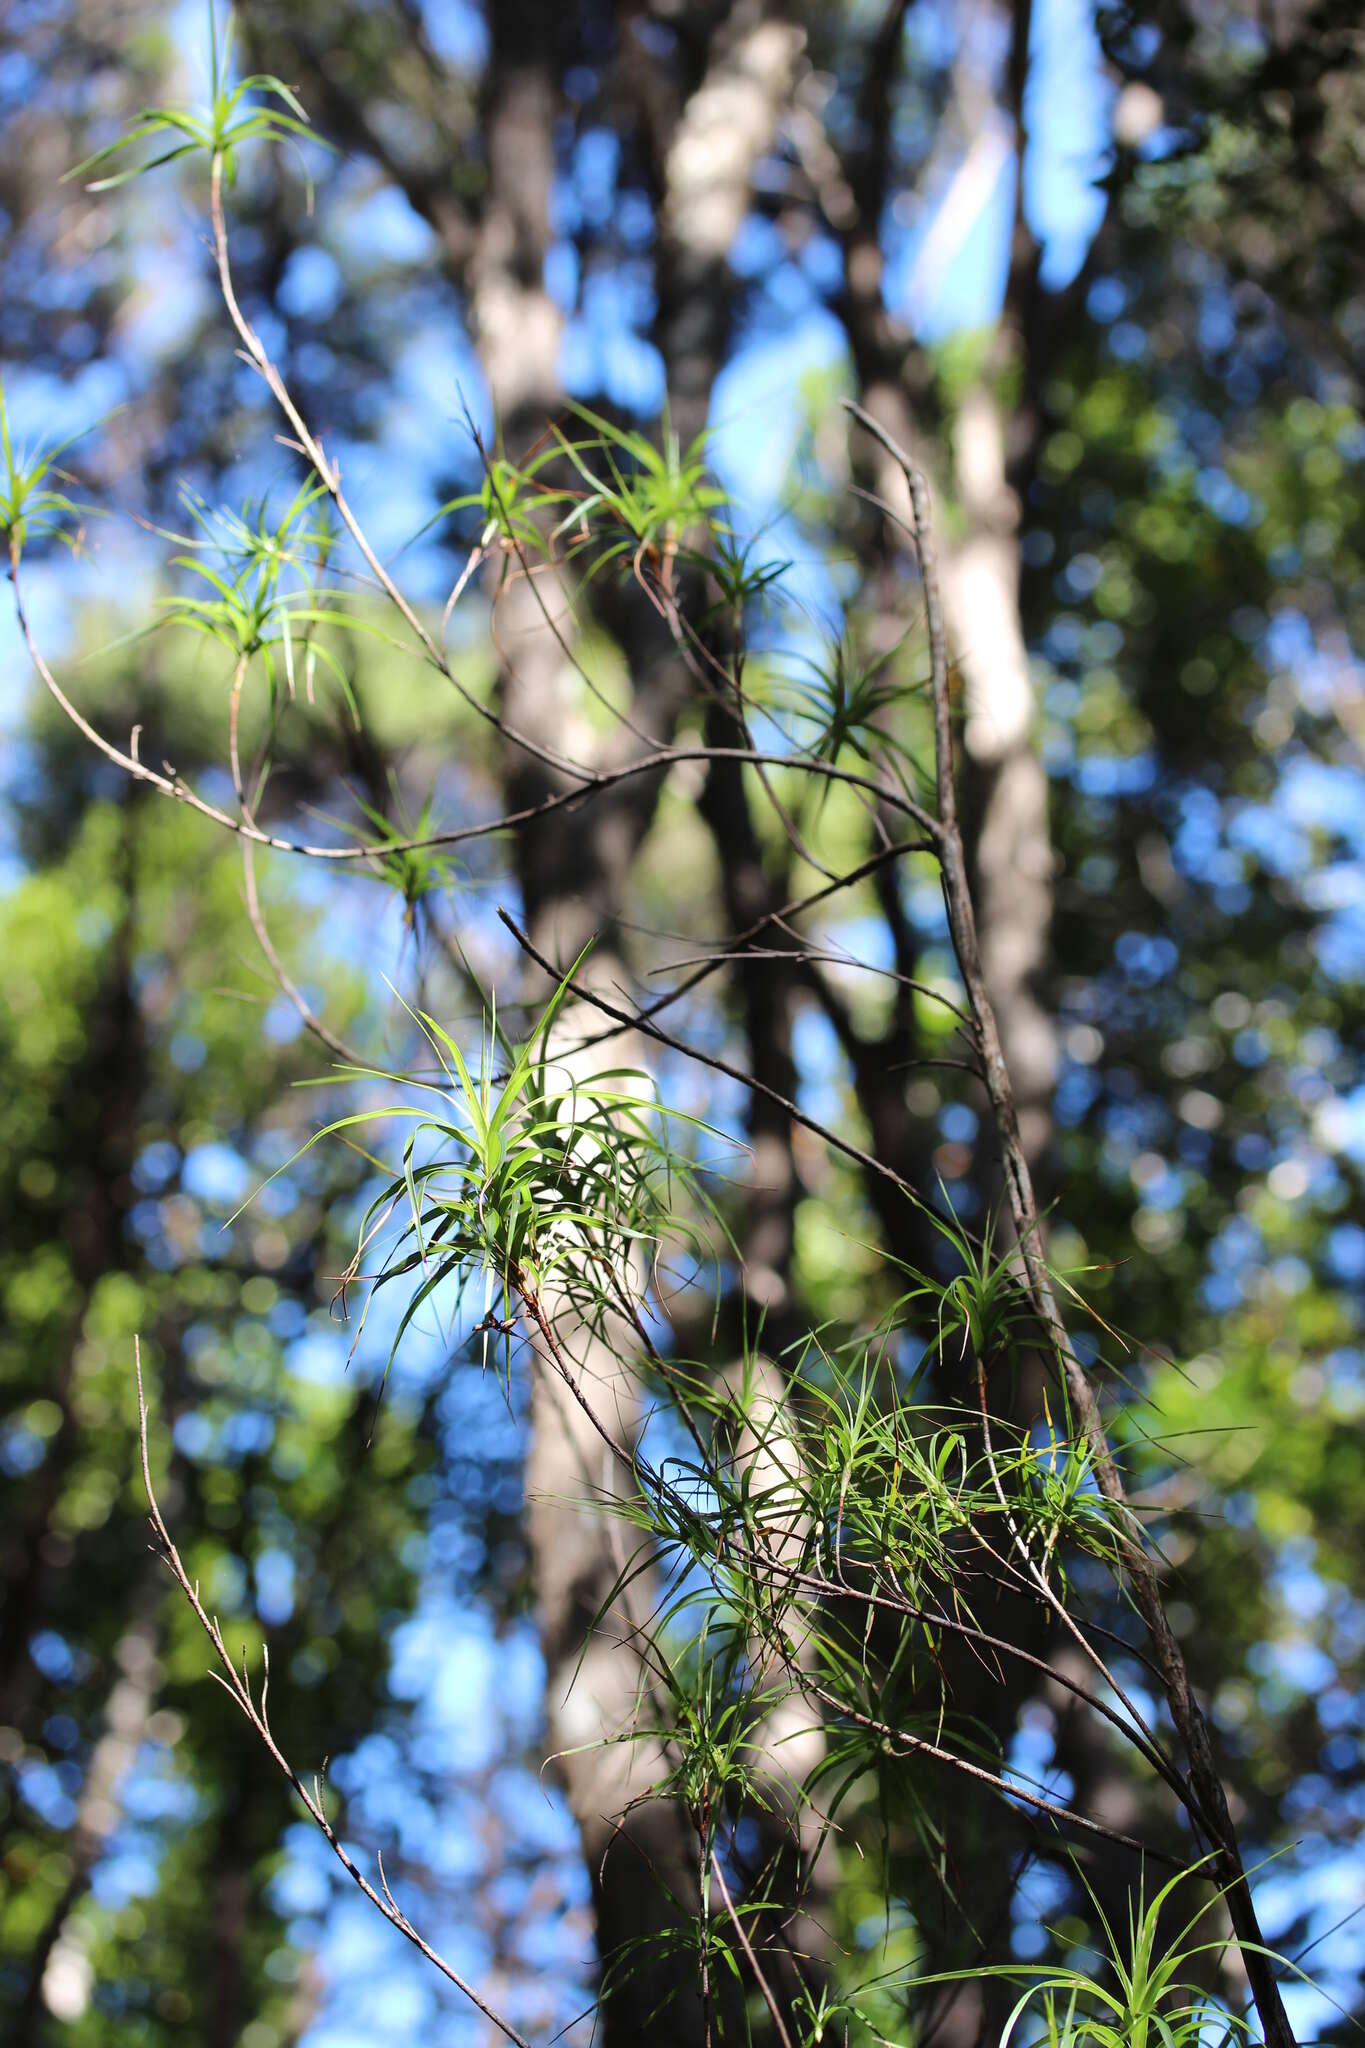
[{"left": 0, "top": 671, "right": 441, "bottom": 2042}]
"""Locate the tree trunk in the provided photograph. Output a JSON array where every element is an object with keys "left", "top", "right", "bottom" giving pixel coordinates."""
[
  {"left": 468, "top": 9, "right": 808, "bottom": 2036},
  {"left": 17, "top": 1612, "right": 160, "bottom": 2039}
]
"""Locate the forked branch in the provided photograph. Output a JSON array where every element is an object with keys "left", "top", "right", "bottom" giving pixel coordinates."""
[{"left": 841, "top": 396, "right": 1296, "bottom": 2048}]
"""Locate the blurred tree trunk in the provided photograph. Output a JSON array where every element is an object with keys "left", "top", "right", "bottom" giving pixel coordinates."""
[
  {"left": 466, "top": 7, "right": 811, "bottom": 2036},
  {"left": 465, "top": 17, "right": 702, "bottom": 2033},
  {"left": 465, "top": 6, "right": 1058, "bottom": 2025},
  {"left": 797, "top": 0, "right": 1057, "bottom": 1218},
  {"left": 950, "top": 0, "right": 1057, "bottom": 1176},
  {"left": 15, "top": 1610, "right": 159, "bottom": 2040},
  {"left": 0, "top": 802, "right": 144, "bottom": 1737},
  {"left": 917, "top": 16, "right": 1066, "bottom": 2033},
  {"left": 810, "top": 7, "right": 1067, "bottom": 2030}
]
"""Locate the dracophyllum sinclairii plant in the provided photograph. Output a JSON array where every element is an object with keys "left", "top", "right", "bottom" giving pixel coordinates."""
[{"left": 9, "top": 11, "right": 1311, "bottom": 2044}]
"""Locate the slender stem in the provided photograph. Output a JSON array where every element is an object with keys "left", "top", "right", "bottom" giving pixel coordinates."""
[
  {"left": 133, "top": 1342, "right": 533, "bottom": 2048},
  {"left": 239, "top": 835, "right": 363, "bottom": 1065},
  {"left": 11, "top": 535, "right": 251, "bottom": 841},
  {"left": 808, "top": 1684, "right": 1168, "bottom": 1861},
  {"left": 843, "top": 397, "right": 1297, "bottom": 2048},
  {"left": 12, "top": 550, "right": 938, "bottom": 869},
  {"left": 973, "top": 1355, "right": 1187, "bottom": 1816},
  {"left": 515, "top": 1272, "right": 1170, "bottom": 1863},
  {"left": 763, "top": 1558, "right": 1190, "bottom": 1810},
  {"left": 499, "top": 908, "right": 976, "bottom": 1203},
  {"left": 697, "top": 1796, "right": 715, "bottom": 2048},
  {"left": 709, "top": 1848, "right": 795, "bottom": 2048}
]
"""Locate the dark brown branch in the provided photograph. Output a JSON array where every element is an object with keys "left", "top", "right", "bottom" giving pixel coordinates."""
[
  {"left": 497, "top": 909, "right": 973, "bottom": 1203},
  {"left": 709, "top": 1850, "right": 795, "bottom": 2048},
  {"left": 12, "top": 545, "right": 940, "bottom": 870},
  {"left": 207, "top": 153, "right": 588, "bottom": 791},
  {"left": 771, "top": 1560, "right": 1188, "bottom": 1809},
  {"left": 842, "top": 397, "right": 1297, "bottom": 2048},
  {"left": 808, "top": 1685, "right": 1163, "bottom": 1861},
  {"left": 564, "top": 835, "right": 935, "bottom": 1058}
]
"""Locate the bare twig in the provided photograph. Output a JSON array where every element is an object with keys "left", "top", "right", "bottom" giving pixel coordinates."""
[
  {"left": 808, "top": 1684, "right": 1170, "bottom": 1862},
  {"left": 498, "top": 908, "right": 977, "bottom": 1201},
  {"left": 11, "top": 546, "right": 937, "bottom": 871},
  {"left": 709, "top": 1849, "right": 795, "bottom": 2048},
  {"left": 208, "top": 154, "right": 592, "bottom": 791},
  {"left": 239, "top": 836, "right": 365, "bottom": 1065},
  {"left": 133, "top": 1340, "right": 533, "bottom": 2048},
  {"left": 561, "top": 835, "right": 938, "bottom": 1057},
  {"left": 756, "top": 1557, "right": 1189, "bottom": 1808}
]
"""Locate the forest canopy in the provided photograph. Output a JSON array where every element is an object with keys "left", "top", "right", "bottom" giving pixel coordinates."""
[{"left": 1, "top": 4, "right": 1363, "bottom": 2046}]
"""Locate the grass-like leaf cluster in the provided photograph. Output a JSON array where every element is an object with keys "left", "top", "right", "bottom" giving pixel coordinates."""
[
  {"left": 290, "top": 966, "right": 725, "bottom": 1404},
  {"left": 64, "top": 6, "right": 327, "bottom": 194},
  {"left": 0, "top": 376, "right": 110, "bottom": 558}
]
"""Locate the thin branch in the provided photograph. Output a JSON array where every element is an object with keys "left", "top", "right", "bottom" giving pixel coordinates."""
[
  {"left": 133, "top": 1340, "right": 534, "bottom": 2048},
  {"left": 709, "top": 1849, "right": 795, "bottom": 2048},
  {"left": 10, "top": 537, "right": 260, "bottom": 842},
  {"left": 812, "top": 1683, "right": 1172, "bottom": 1862},
  {"left": 499, "top": 908, "right": 969, "bottom": 1200},
  {"left": 12, "top": 547, "right": 938, "bottom": 871},
  {"left": 564, "top": 835, "right": 935, "bottom": 1058},
  {"left": 972, "top": 1358, "right": 1190, "bottom": 1818},
  {"left": 842, "top": 397, "right": 1297, "bottom": 2048},
  {"left": 760, "top": 1558, "right": 1189, "bottom": 1811},
  {"left": 240, "top": 835, "right": 365, "bottom": 1065},
  {"left": 208, "top": 152, "right": 593, "bottom": 792}
]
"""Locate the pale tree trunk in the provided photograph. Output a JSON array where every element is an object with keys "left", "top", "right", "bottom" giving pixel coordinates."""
[
  {"left": 462, "top": 22, "right": 692, "bottom": 2028},
  {"left": 944, "top": 380, "right": 1056, "bottom": 1166},
  {"left": 465, "top": 8, "right": 810, "bottom": 2038},
  {"left": 905, "top": 12, "right": 1220, "bottom": 2035},
  {"left": 851, "top": 372, "right": 1056, "bottom": 1186},
  {"left": 925, "top": 17, "right": 1063, "bottom": 2039},
  {"left": 463, "top": 1, "right": 1052, "bottom": 2030},
  {"left": 820, "top": 5, "right": 1058, "bottom": 2031},
  {"left": 795, "top": 0, "right": 1055, "bottom": 1183},
  {"left": 225, "top": 30, "right": 810, "bottom": 2019},
  {"left": 944, "top": 0, "right": 1055, "bottom": 1161},
  {"left": 19, "top": 1612, "right": 159, "bottom": 2039},
  {"left": 696, "top": 732, "right": 840, "bottom": 2010}
]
